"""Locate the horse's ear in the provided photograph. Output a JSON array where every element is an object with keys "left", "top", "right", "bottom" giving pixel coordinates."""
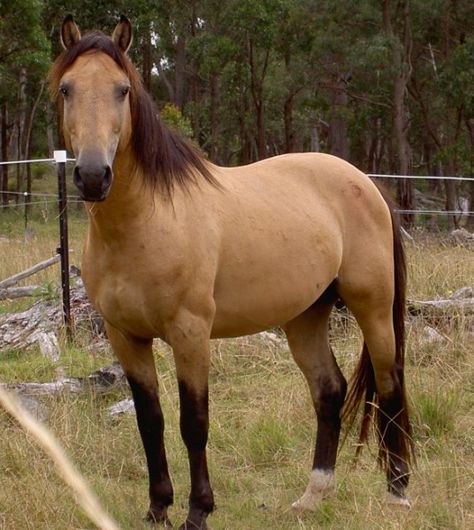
[
  {"left": 61, "top": 15, "right": 81, "bottom": 49},
  {"left": 112, "top": 15, "right": 133, "bottom": 53}
]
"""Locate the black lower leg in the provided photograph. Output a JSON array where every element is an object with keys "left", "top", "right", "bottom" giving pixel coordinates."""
[
  {"left": 377, "top": 367, "right": 411, "bottom": 497},
  {"left": 313, "top": 377, "right": 347, "bottom": 471},
  {"left": 128, "top": 377, "right": 173, "bottom": 524},
  {"left": 178, "top": 381, "right": 214, "bottom": 530}
]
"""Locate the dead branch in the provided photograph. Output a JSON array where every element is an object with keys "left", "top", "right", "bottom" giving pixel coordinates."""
[
  {"left": 408, "top": 287, "right": 474, "bottom": 316},
  {"left": 0, "top": 285, "right": 49, "bottom": 300},
  {"left": 0, "top": 255, "right": 60, "bottom": 289}
]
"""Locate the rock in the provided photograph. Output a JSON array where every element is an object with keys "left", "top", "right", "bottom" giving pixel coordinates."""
[
  {"left": 421, "top": 325, "right": 446, "bottom": 345},
  {"left": 33, "top": 331, "right": 60, "bottom": 362},
  {"left": 449, "top": 228, "right": 474, "bottom": 247},
  {"left": 17, "top": 394, "right": 49, "bottom": 422},
  {"left": 107, "top": 398, "right": 135, "bottom": 416},
  {"left": 87, "top": 362, "right": 126, "bottom": 392}
]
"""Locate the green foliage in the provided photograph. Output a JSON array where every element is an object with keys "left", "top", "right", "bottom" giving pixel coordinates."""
[
  {"left": 160, "top": 103, "right": 193, "bottom": 138},
  {"left": 413, "top": 389, "right": 459, "bottom": 440},
  {"left": 439, "top": 36, "right": 474, "bottom": 118},
  {"left": 1, "top": 0, "right": 474, "bottom": 219},
  {"left": 0, "top": 0, "right": 50, "bottom": 71}
]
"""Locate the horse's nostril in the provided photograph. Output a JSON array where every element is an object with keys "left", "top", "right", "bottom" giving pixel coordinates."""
[
  {"left": 102, "top": 166, "right": 112, "bottom": 191},
  {"left": 73, "top": 162, "right": 113, "bottom": 201},
  {"left": 73, "top": 166, "right": 84, "bottom": 191}
]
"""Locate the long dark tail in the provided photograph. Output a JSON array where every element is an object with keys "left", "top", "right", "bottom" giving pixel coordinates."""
[{"left": 341, "top": 187, "right": 415, "bottom": 470}]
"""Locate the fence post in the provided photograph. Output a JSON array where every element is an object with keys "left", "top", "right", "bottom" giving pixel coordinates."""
[{"left": 54, "top": 150, "right": 72, "bottom": 341}]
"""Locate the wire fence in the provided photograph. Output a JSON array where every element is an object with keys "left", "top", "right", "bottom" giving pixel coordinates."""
[
  {"left": 0, "top": 153, "right": 73, "bottom": 337},
  {"left": 0, "top": 157, "right": 473, "bottom": 217}
]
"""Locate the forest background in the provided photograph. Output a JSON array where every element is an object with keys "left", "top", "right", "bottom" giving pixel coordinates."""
[{"left": 1, "top": 0, "right": 474, "bottom": 229}]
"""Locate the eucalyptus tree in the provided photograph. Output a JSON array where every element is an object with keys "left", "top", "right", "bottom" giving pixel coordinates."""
[{"left": 0, "top": 0, "right": 49, "bottom": 205}]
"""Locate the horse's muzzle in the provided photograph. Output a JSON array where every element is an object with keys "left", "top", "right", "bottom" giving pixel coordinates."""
[{"left": 73, "top": 163, "right": 113, "bottom": 201}]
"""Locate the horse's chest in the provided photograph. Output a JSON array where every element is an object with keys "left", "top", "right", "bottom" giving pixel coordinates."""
[{"left": 82, "top": 262, "right": 173, "bottom": 338}]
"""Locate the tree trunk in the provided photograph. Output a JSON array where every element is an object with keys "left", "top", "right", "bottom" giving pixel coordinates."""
[
  {"left": 209, "top": 72, "right": 219, "bottom": 161},
  {"left": 328, "top": 73, "right": 349, "bottom": 160},
  {"left": 255, "top": 100, "right": 265, "bottom": 160},
  {"left": 142, "top": 29, "right": 153, "bottom": 93},
  {"left": 310, "top": 116, "right": 321, "bottom": 152},
  {"left": 174, "top": 34, "right": 186, "bottom": 110},
  {"left": 23, "top": 80, "right": 45, "bottom": 221},
  {"left": 1, "top": 102, "right": 9, "bottom": 207},
  {"left": 46, "top": 104, "right": 55, "bottom": 155},
  {"left": 284, "top": 93, "right": 296, "bottom": 153},
  {"left": 466, "top": 118, "right": 474, "bottom": 230},
  {"left": 248, "top": 37, "right": 269, "bottom": 160},
  {"left": 367, "top": 118, "right": 385, "bottom": 173},
  {"left": 16, "top": 68, "right": 27, "bottom": 202},
  {"left": 155, "top": 55, "right": 175, "bottom": 102},
  {"left": 444, "top": 181, "right": 458, "bottom": 229},
  {"left": 238, "top": 63, "right": 252, "bottom": 165},
  {"left": 382, "top": 0, "right": 414, "bottom": 228}
]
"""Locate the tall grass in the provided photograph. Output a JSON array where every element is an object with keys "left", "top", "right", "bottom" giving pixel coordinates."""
[{"left": 0, "top": 225, "right": 473, "bottom": 529}]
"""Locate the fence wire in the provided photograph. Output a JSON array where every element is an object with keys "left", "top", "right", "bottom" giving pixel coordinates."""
[{"left": 0, "top": 158, "right": 473, "bottom": 217}]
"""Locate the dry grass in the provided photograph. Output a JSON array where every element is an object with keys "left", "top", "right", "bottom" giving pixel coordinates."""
[{"left": 0, "top": 221, "right": 473, "bottom": 529}]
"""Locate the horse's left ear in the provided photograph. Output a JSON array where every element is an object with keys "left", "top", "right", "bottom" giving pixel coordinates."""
[
  {"left": 112, "top": 15, "right": 133, "bottom": 53},
  {"left": 61, "top": 15, "right": 81, "bottom": 49}
]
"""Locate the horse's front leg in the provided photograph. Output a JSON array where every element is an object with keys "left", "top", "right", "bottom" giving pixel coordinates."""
[
  {"left": 105, "top": 323, "right": 174, "bottom": 527},
  {"left": 167, "top": 310, "right": 214, "bottom": 530}
]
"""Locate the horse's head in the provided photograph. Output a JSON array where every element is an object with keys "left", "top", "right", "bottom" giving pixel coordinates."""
[
  {"left": 53, "top": 16, "right": 134, "bottom": 201},
  {"left": 51, "top": 16, "right": 217, "bottom": 203}
]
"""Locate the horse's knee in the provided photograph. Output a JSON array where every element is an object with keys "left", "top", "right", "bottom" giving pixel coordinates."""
[{"left": 316, "top": 377, "right": 347, "bottom": 422}]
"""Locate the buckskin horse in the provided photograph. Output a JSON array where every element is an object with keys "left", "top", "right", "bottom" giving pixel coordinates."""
[{"left": 49, "top": 15, "right": 414, "bottom": 529}]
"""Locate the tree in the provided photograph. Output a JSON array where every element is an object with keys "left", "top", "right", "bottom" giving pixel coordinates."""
[{"left": 0, "top": 0, "right": 50, "bottom": 207}]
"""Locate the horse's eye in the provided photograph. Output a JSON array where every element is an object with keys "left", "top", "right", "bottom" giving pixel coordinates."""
[
  {"left": 121, "top": 86, "right": 130, "bottom": 97},
  {"left": 60, "top": 86, "right": 69, "bottom": 97}
]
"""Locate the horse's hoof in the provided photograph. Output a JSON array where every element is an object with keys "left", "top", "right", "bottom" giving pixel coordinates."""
[
  {"left": 145, "top": 509, "right": 173, "bottom": 528},
  {"left": 291, "top": 499, "right": 317, "bottom": 513},
  {"left": 386, "top": 491, "right": 411, "bottom": 509},
  {"left": 292, "top": 469, "right": 335, "bottom": 512}
]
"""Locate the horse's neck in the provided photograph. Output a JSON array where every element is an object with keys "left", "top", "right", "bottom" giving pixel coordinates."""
[{"left": 84, "top": 154, "right": 155, "bottom": 240}]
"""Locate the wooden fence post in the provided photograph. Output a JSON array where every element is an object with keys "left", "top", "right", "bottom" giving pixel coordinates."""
[{"left": 54, "top": 150, "right": 72, "bottom": 340}]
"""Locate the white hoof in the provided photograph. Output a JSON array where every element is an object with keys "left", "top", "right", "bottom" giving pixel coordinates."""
[
  {"left": 291, "top": 492, "right": 320, "bottom": 512},
  {"left": 292, "top": 469, "right": 335, "bottom": 512},
  {"left": 386, "top": 491, "right": 411, "bottom": 509}
]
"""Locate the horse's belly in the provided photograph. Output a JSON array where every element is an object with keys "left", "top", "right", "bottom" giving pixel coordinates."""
[{"left": 211, "top": 262, "right": 336, "bottom": 338}]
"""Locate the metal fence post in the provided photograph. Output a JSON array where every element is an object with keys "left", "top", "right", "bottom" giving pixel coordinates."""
[{"left": 54, "top": 150, "right": 72, "bottom": 340}]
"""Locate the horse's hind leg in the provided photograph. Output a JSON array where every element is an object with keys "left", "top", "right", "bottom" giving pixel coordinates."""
[
  {"left": 283, "top": 289, "right": 347, "bottom": 511},
  {"left": 105, "top": 323, "right": 174, "bottom": 526},
  {"left": 339, "top": 284, "right": 411, "bottom": 505}
]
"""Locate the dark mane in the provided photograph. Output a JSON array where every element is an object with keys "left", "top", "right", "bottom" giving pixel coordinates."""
[{"left": 48, "top": 32, "right": 217, "bottom": 198}]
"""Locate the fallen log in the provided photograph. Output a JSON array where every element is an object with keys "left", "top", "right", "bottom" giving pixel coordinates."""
[
  {"left": 3, "top": 363, "right": 126, "bottom": 397},
  {"left": 0, "top": 279, "right": 104, "bottom": 354},
  {"left": 0, "top": 285, "right": 49, "bottom": 301},
  {"left": 0, "top": 255, "right": 60, "bottom": 289},
  {"left": 408, "top": 299, "right": 474, "bottom": 314},
  {"left": 408, "top": 287, "right": 474, "bottom": 317}
]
